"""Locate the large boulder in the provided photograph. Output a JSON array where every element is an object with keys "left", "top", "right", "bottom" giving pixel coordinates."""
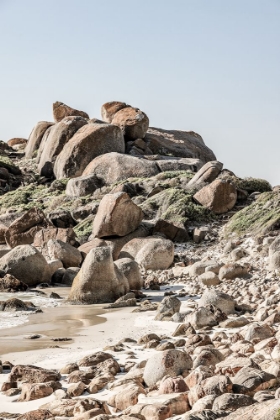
[
  {"left": 5, "top": 207, "right": 51, "bottom": 248},
  {"left": 105, "top": 223, "right": 151, "bottom": 260},
  {"left": 101, "top": 101, "right": 129, "bottom": 123},
  {"left": 155, "top": 156, "right": 203, "bottom": 172},
  {"left": 155, "top": 296, "right": 181, "bottom": 321},
  {"left": 0, "top": 245, "right": 50, "bottom": 286},
  {"left": 0, "top": 274, "right": 28, "bottom": 292},
  {"left": 54, "top": 123, "right": 125, "bottom": 179},
  {"left": 188, "top": 375, "right": 232, "bottom": 407},
  {"left": 33, "top": 227, "right": 77, "bottom": 250},
  {"left": 119, "top": 236, "right": 174, "bottom": 270},
  {"left": 231, "top": 367, "right": 277, "bottom": 395},
  {"left": 219, "top": 263, "right": 250, "bottom": 280},
  {"left": 83, "top": 152, "right": 159, "bottom": 184},
  {"left": 111, "top": 106, "right": 149, "bottom": 140},
  {"left": 47, "top": 239, "right": 82, "bottom": 268},
  {"left": 66, "top": 174, "right": 103, "bottom": 197},
  {"left": 184, "top": 307, "right": 218, "bottom": 329},
  {"left": 152, "top": 219, "right": 189, "bottom": 242},
  {"left": 10, "top": 364, "right": 60, "bottom": 383},
  {"left": 143, "top": 350, "right": 193, "bottom": 387},
  {"left": 145, "top": 127, "right": 216, "bottom": 163},
  {"left": 68, "top": 246, "right": 129, "bottom": 304},
  {"left": 25, "top": 121, "right": 54, "bottom": 159},
  {"left": 7, "top": 138, "right": 27, "bottom": 149},
  {"left": 188, "top": 161, "right": 223, "bottom": 187},
  {"left": 198, "top": 289, "right": 236, "bottom": 315},
  {"left": 53, "top": 101, "right": 89, "bottom": 122},
  {"left": 93, "top": 192, "right": 143, "bottom": 238},
  {"left": 114, "top": 258, "right": 143, "bottom": 290},
  {"left": 37, "top": 116, "right": 88, "bottom": 177},
  {"left": 212, "top": 393, "right": 253, "bottom": 412},
  {"left": 193, "top": 179, "right": 237, "bottom": 214},
  {"left": 243, "top": 323, "right": 275, "bottom": 344},
  {"left": 221, "top": 399, "right": 280, "bottom": 420},
  {"left": 269, "top": 251, "right": 280, "bottom": 271}
]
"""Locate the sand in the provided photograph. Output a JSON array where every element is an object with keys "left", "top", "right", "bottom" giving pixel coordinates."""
[{"left": 0, "top": 285, "right": 185, "bottom": 415}]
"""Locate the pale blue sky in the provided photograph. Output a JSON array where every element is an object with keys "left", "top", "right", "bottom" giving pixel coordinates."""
[{"left": 1, "top": 0, "right": 279, "bottom": 184}]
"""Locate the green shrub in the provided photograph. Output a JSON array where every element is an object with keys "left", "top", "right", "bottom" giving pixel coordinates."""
[
  {"left": 141, "top": 187, "right": 214, "bottom": 226},
  {"left": 224, "top": 191, "right": 280, "bottom": 236}
]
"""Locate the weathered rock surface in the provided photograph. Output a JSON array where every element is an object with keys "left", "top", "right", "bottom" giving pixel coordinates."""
[
  {"left": 66, "top": 174, "right": 103, "bottom": 197},
  {"left": 0, "top": 274, "right": 28, "bottom": 292},
  {"left": 119, "top": 236, "right": 174, "bottom": 270},
  {"left": 0, "top": 245, "right": 50, "bottom": 286},
  {"left": 194, "top": 179, "right": 237, "bottom": 214},
  {"left": 145, "top": 127, "right": 216, "bottom": 163},
  {"left": 37, "top": 116, "right": 88, "bottom": 177},
  {"left": 68, "top": 246, "right": 129, "bottom": 304},
  {"left": 198, "top": 289, "right": 236, "bottom": 315},
  {"left": 53, "top": 101, "right": 89, "bottom": 122},
  {"left": 155, "top": 296, "right": 181, "bottom": 321},
  {"left": 114, "top": 258, "right": 143, "bottom": 290},
  {"left": 143, "top": 350, "right": 193, "bottom": 387},
  {"left": 25, "top": 121, "right": 54, "bottom": 159},
  {"left": 188, "top": 161, "right": 223, "bottom": 187},
  {"left": 93, "top": 192, "right": 143, "bottom": 238},
  {"left": 5, "top": 207, "right": 51, "bottom": 248},
  {"left": 111, "top": 106, "right": 149, "bottom": 140},
  {"left": 54, "top": 123, "right": 125, "bottom": 179},
  {"left": 152, "top": 219, "right": 189, "bottom": 242},
  {"left": 185, "top": 307, "right": 218, "bottom": 329},
  {"left": 101, "top": 101, "right": 129, "bottom": 123},
  {"left": 47, "top": 239, "right": 82, "bottom": 268},
  {"left": 83, "top": 152, "right": 159, "bottom": 184}
]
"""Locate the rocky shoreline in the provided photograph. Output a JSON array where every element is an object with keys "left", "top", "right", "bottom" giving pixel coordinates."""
[{"left": 1, "top": 100, "right": 280, "bottom": 419}]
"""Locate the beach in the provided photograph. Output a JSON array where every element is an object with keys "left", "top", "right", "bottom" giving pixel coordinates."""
[{"left": 0, "top": 284, "right": 184, "bottom": 414}]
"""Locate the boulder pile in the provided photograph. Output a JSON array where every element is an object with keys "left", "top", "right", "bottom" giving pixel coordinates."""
[{"left": 0, "top": 99, "right": 280, "bottom": 419}]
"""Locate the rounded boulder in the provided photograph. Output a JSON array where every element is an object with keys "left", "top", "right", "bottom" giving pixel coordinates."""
[
  {"left": 0, "top": 245, "right": 51, "bottom": 286},
  {"left": 143, "top": 350, "right": 193, "bottom": 387}
]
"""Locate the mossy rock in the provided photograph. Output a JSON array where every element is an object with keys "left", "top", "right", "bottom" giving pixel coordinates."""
[
  {"left": 274, "top": 409, "right": 280, "bottom": 420},
  {"left": 235, "top": 177, "right": 272, "bottom": 193},
  {"left": 0, "top": 155, "right": 21, "bottom": 175},
  {"left": 220, "top": 174, "right": 272, "bottom": 194},
  {"left": 155, "top": 170, "right": 194, "bottom": 181},
  {"left": 0, "top": 184, "right": 45, "bottom": 213},
  {"left": 140, "top": 187, "right": 214, "bottom": 226},
  {"left": 0, "top": 140, "right": 13, "bottom": 155},
  {"left": 224, "top": 191, "right": 280, "bottom": 236},
  {"left": 0, "top": 182, "right": 74, "bottom": 215}
]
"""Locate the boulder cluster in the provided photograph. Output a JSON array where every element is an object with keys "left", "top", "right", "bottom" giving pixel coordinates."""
[
  {"left": 1, "top": 100, "right": 280, "bottom": 419},
  {"left": 0, "top": 100, "right": 222, "bottom": 303}
]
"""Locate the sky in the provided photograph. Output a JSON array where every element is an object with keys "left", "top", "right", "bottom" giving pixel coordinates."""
[{"left": 0, "top": 0, "right": 279, "bottom": 184}]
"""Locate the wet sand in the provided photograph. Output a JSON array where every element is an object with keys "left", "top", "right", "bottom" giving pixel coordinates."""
[
  {"left": 0, "top": 286, "right": 113, "bottom": 354},
  {"left": 0, "top": 304, "right": 108, "bottom": 354}
]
